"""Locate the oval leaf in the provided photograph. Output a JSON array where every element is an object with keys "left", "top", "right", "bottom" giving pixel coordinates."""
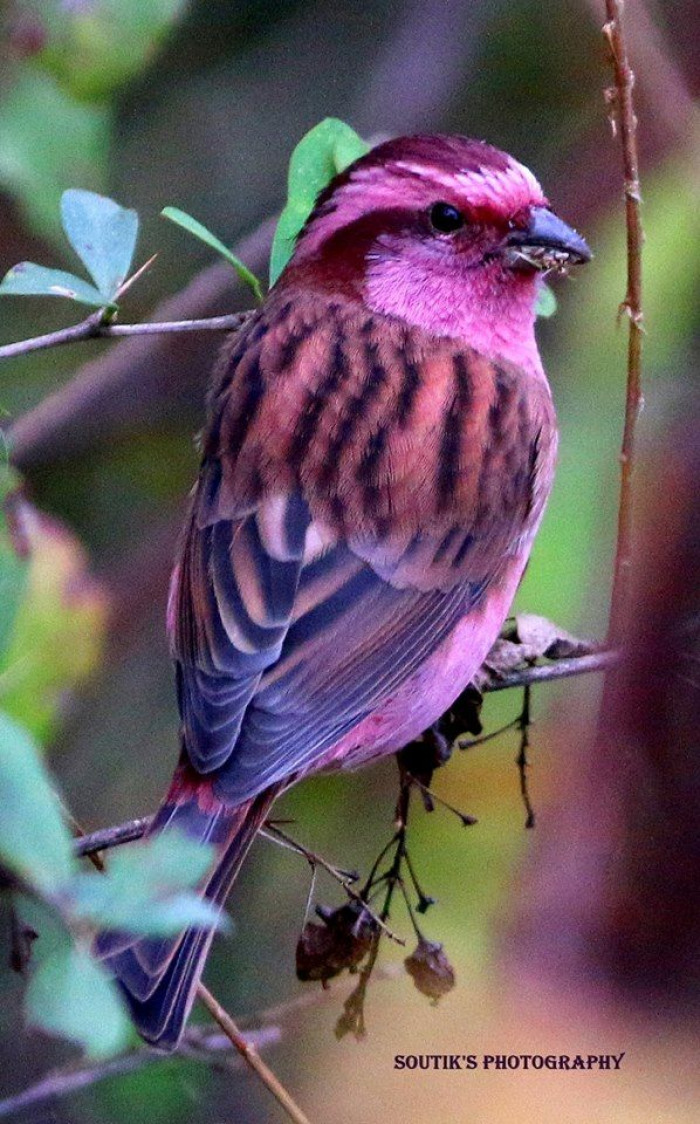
[
  {"left": 0, "top": 711, "right": 75, "bottom": 894},
  {"left": 26, "top": 942, "right": 131, "bottom": 1057},
  {"left": 161, "top": 206, "right": 263, "bottom": 303},
  {"left": 61, "top": 189, "right": 138, "bottom": 301},
  {"left": 269, "top": 118, "right": 369, "bottom": 286},
  {"left": 0, "top": 262, "right": 107, "bottom": 308}
]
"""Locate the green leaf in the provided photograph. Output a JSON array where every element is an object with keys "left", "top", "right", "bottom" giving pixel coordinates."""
[
  {"left": 535, "top": 282, "right": 557, "bottom": 319},
  {"left": 0, "top": 69, "right": 109, "bottom": 244},
  {"left": 26, "top": 940, "right": 131, "bottom": 1057},
  {"left": 0, "top": 501, "right": 108, "bottom": 743},
  {"left": 269, "top": 118, "right": 370, "bottom": 286},
  {"left": 0, "top": 262, "right": 108, "bottom": 308},
  {"left": 0, "top": 711, "right": 75, "bottom": 894},
  {"left": 0, "top": 464, "right": 28, "bottom": 661},
  {"left": 66, "top": 830, "right": 226, "bottom": 937},
  {"left": 161, "top": 207, "right": 263, "bottom": 303},
  {"left": 61, "top": 190, "right": 138, "bottom": 301},
  {"left": 17, "top": 0, "right": 190, "bottom": 103}
]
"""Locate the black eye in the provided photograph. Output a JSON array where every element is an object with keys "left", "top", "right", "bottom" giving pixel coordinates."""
[{"left": 429, "top": 202, "right": 464, "bottom": 234}]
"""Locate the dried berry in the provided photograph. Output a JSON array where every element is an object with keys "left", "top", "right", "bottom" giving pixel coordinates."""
[
  {"left": 296, "top": 901, "right": 374, "bottom": 983},
  {"left": 404, "top": 938, "right": 455, "bottom": 1001}
]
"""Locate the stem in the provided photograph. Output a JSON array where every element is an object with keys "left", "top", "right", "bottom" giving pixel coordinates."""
[
  {"left": 603, "top": 0, "right": 644, "bottom": 642},
  {"left": 196, "top": 983, "right": 312, "bottom": 1124},
  {"left": 263, "top": 824, "right": 404, "bottom": 945},
  {"left": 0, "top": 312, "right": 253, "bottom": 361}
]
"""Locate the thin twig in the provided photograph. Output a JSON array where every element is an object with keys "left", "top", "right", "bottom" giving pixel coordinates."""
[
  {"left": 263, "top": 824, "right": 404, "bottom": 946},
  {"left": 0, "top": 311, "right": 253, "bottom": 361},
  {"left": 481, "top": 648, "right": 618, "bottom": 691},
  {"left": 602, "top": 0, "right": 644, "bottom": 642},
  {"left": 74, "top": 816, "right": 153, "bottom": 857},
  {"left": 0, "top": 1026, "right": 280, "bottom": 1120},
  {"left": 516, "top": 685, "right": 535, "bottom": 830},
  {"left": 195, "top": 983, "right": 311, "bottom": 1124}
]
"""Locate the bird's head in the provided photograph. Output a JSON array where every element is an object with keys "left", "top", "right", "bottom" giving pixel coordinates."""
[{"left": 283, "top": 134, "right": 590, "bottom": 375}]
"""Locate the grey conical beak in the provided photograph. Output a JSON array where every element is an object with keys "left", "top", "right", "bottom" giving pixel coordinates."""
[{"left": 506, "top": 206, "right": 591, "bottom": 266}]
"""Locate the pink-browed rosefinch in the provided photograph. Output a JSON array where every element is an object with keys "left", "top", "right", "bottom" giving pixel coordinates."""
[{"left": 98, "top": 134, "right": 590, "bottom": 1048}]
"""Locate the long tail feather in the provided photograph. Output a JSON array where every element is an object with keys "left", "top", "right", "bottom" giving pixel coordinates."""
[{"left": 96, "top": 772, "right": 276, "bottom": 1050}]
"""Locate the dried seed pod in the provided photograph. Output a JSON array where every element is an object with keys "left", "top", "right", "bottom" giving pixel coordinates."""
[
  {"left": 404, "top": 938, "right": 456, "bottom": 1001},
  {"left": 296, "top": 902, "right": 374, "bottom": 982}
]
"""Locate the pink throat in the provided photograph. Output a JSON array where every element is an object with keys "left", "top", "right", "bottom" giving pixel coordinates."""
[{"left": 364, "top": 255, "right": 545, "bottom": 378}]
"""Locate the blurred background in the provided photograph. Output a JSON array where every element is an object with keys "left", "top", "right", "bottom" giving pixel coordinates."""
[{"left": 0, "top": 0, "right": 698, "bottom": 1120}]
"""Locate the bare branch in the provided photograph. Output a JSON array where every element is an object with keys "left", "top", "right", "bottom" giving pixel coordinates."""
[
  {"left": 0, "top": 312, "right": 254, "bottom": 361},
  {"left": 73, "top": 816, "right": 152, "bottom": 857},
  {"left": 481, "top": 648, "right": 618, "bottom": 691},
  {"left": 0, "top": 1026, "right": 280, "bottom": 1120},
  {"left": 602, "top": 0, "right": 645, "bottom": 642},
  {"left": 72, "top": 647, "right": 618, "bottom": 862},
  {"left": 195, "top": 983, "right": 311, "bottom": 1124}
]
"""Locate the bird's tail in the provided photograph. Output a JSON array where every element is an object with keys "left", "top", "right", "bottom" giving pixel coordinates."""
[{"left": 95, "top": 766, "right": 276, "bottom": 1050}]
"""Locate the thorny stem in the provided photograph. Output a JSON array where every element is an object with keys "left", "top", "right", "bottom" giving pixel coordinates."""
[
  {"left": 603, "top": 0, "right": 644, "bottom": 642},
  {"left": 0, "top": 310, "right": 253, "bottom": 361},
  {"left": 516, "top": 685, "right": 536, "bottom": 830}
]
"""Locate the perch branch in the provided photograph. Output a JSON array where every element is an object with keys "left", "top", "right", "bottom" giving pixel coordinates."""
[
  {"left": 195, "top": 983, "right": 311, "bottom": 1124},
  {"left": 72, "top": 647, "right": 618, "bottom": 861},
  {"left": 602, "top": 0, "right": 645, "bottom": 641},
  {"left": 0, "top": 311, "right": 253, "bottom": 361}
]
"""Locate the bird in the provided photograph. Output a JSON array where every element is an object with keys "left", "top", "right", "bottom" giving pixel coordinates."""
[{"left": 97, "top": 134, "right": 590, "bottom": 1049}]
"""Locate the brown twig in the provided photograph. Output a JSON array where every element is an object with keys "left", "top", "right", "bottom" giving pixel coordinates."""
[
  {"left": 195, "top": 983, "right": 311, "bottom": 1124},
  {"left": 260, "top": 824, "right": 404, "bottom": 946},
  {"left": 67, "top": 818, "right": 309, "bottom": 1124},
  {"left": 602, "top": 0, "right": 644, "bottom": 642},
  {"left": 0, "top": 311, "right": 253, "bottom": 361},
  {"left": 0, "top": 1025, "right": 281, "bottom": 1120}
]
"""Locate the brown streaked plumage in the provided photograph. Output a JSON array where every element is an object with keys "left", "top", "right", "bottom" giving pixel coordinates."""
[{"left": 97, "top": 133, "right": 589, "bottom": 1049}]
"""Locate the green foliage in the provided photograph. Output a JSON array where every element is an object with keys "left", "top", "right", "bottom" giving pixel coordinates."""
[
  {"left": 0, "top": 500, "right": 108, "bottom": 742},
  {"left": 66, "top": 833, "right": 224, "bottom": 937},
  {"left": 0, "top": 463, "right": 29, "bottom": 659},
  {"left": 0, "top": 707, "right": 221, "bottom": 1055},
  {"left": 0, "top": 189, "right": 138, "bottom": 310},
  {"left": 269, "top": 117, "right": 370, "bottom": 286},
  {"left": 61, "top": 190, "right": 139, "bottom": 302},
  {"left": 162, "top": 206, "right": 263, "bottom": 302},
  {"left": 0, "top": 474, "right": 221, "bottom": 1058},
  {"left": 24, "top": 916, "right": 132, "bottom": 1058},
  {"left": 14, "top": 0, "right": 191, "bottom": 103},
  {"left": 0, "top": 712, "right": 76, "bottom": 894},
  {"left": 0, "top": 69, "right": 109, "bottom": 243}
]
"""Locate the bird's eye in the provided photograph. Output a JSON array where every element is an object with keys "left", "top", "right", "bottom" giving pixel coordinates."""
[{"left": 429, "top": 202, "right": 464, "bottom": 234}]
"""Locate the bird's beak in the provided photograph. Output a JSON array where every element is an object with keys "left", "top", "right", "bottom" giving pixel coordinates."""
[{"left": 504, "top": 206, "right": 591, "bottom": 271}]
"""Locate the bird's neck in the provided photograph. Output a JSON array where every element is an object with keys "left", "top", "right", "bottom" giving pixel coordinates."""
[
  {"left": 364, "top": 255, "right": 545, "bottom": 381},
  {"left": 279, "top": 254, "right": 545, "bottom": 382}
]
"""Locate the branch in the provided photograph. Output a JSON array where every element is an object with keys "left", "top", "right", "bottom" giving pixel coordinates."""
[
  {"left": 0, "top": 312, "right": 254, "bottom": 361},
  {"left": 195, "top": 984, "right": 311, "bottom": 1124},
  {"left": 72, "top": 647, "right": 617, "bottom": 862},
  {"left": 481, "top": 648, "right": 618, "bottom": 691},
  {"left": 602, "top": 0, "right": 645, "bottom": 642},
  {"left": 8, "top": 214, "right": 277, "bottom": 470},
  {"left": 0, "top": 1025, "right": 280, "bottom": 1120}
]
